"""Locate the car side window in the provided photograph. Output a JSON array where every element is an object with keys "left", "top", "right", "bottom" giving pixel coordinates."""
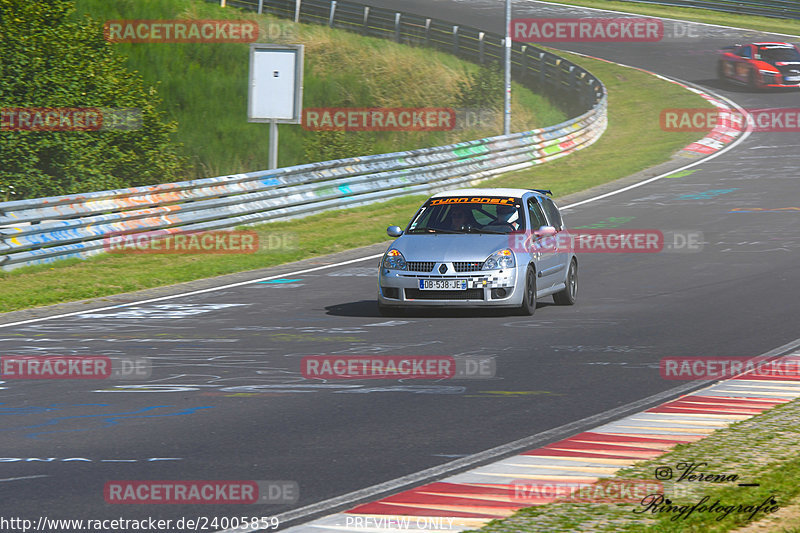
[
  {"left": 527, "top": 199, "right": 548, "bottom": 229},
  {"left": 738, "top": 46, "right": 752, "bottom": 59},
  {"left": 541, "top": 198, "right": 563, "bottom": 231}
]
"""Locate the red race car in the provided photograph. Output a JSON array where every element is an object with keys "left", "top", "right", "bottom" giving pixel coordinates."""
[{"left": 718, "top": 42, "right": 800, "bottom": 89}]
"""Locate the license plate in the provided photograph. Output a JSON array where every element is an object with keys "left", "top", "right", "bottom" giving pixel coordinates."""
[{"left": 419, "top": 279, "right": 467, "bottom": 290}]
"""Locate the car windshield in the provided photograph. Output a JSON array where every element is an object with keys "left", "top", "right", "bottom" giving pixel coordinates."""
[
  {"left": 406, "top": 196, "right": 525, "bottom": 234},
  {"left": 756, "top": 46, "right": 800, "bottom": 62}
]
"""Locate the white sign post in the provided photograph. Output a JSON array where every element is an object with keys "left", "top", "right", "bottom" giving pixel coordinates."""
[
  {"left": 503, "top": 0, "right": 511, "bottom": 136},
  {"left": 248, "top": 44, "right": 304, "bottom": 169}
]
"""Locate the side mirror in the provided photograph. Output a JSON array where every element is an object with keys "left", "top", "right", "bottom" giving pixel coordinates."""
[
  {"left": 535, "top": 226, "right": 557, "bottom": 237},
  {"left": 387, "top": 226, "right": 404, "bottom": 238}
]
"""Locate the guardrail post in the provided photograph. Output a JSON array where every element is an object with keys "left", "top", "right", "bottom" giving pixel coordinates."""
[
  {"left": 452, "top": 25, "right": 459, "bottom": 55},
  {"left": 587, "top": 78, "right": 599, "bottom": 107},
  {"left": 581, "top": 74, "right": 592, "bottom": 109},
  {"left": 394, "top": 13, "right": 401, "bottom": 42},
  {"left": 574, "top": 66, "right": 584, "bottom": 97},
  {"left": 257, "top": 0, "right": 264, "bottom": 14},
  {"left": 538, "top": 52, "right": 546, "bottom": 86},
  {"left": 294, "top": 0, "right": 301, "bottom": 23},
  {"left": 555, "top": 58, "right": 563, "bottom": 88},
  {"left": 424, "top": 18, "right": 431, "bottom": 47},
  {"left": 328, "top": 1, "right": 336, "bottom": 27},
  {"left": 520, "top": 45, "right": 527, "bottom": 80},
  {"left": 362, "top": 6, "right": 370, "bottom": 35},
  {"left": 478, "top": 32, "right": 485, "bottom": 65},
  {"left": 568, "top": 65, "right": 576, "bottom": 92},
  {"left": 569, "top": 65, "right": 580, "bottom": 113}
]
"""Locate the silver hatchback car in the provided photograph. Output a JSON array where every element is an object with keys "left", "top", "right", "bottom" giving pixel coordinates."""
[{"left": 377, "top": 188, "right": 578, "bottom": 315}]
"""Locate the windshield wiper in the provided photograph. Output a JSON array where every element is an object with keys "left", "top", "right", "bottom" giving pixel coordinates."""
[
  {"left": 408, "top": 227, "right": 462, "bottom": 234},
  {"left": 465, "top": 227, "right": 508, "bottom": 234}
]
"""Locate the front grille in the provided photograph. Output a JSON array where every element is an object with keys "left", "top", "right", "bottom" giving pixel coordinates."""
[
  {"left": 406, "top": 261, "right": 435, "bottom": 272},
  {"left": 453, "top": 261, "right": 484, "bottom": 273},
  {"left": 776, "top": 65, "right": 800, "bottom": 83},
  {"left": 405, "top": 288, "right": 484, "bottom": 300},
  {"left": 777, "top": 65, "right": 800, "bottom": 77}
]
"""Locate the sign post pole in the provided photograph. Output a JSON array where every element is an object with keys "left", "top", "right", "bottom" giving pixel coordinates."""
[
  {"left": 269, "top": 119, "right": 279, "bottom": 169},
  {"left": 504, "top": 0, "right": 512, "bottom": 136},
  {"left": 248, "top": 44, "right": 304, "bottom": 171}
]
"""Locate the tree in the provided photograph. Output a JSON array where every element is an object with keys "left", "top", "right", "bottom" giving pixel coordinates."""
[{"left": 0, "top": 0, "right": 185, "bottom": 200}]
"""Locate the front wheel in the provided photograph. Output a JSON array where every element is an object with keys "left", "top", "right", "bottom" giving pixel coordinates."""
[
  {"left": 517, "top": 267, "right": 536, "bottom": 316},
  {"left": 717, "top": 61, "right": 728, "bottom": 84},
  {"left": 553, "top": 259, "right": 578, "bottom": 305},
  {"left": 748, "top": 68, "right": 759, "bottom": 89}
]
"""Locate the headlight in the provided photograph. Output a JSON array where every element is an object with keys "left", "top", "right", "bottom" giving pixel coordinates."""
[
  {"left": 482, "top": 248, "right": 515, "bottom": 270},
  {"left": 759, "top": 70, "right": 778, "bottom": 81},
  {"left": 382, "top": 249, "right": 407, "bottom": 270}
]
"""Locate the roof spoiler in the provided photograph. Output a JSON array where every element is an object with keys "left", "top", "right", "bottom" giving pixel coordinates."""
[{"left": 530, "top": 189, "right": 553, "bottom": 196}]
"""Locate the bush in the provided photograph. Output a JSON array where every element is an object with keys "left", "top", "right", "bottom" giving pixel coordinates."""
[
  {"left": 0, "top": 0, "right": 186, "bottom": 199},
  {"left": 303, "top": 130, "right": 375, "bottom": 163},
  {"left": 455, "top": 66, "right": 504, "bottom": 109}
]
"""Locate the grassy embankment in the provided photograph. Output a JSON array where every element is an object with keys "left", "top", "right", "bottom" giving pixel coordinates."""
[{"left": 72, "top": 0, "right": 564, "bottom": 176}]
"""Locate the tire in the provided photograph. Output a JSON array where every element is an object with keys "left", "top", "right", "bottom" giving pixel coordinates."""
[
  {"left": 553, "top": 259, "right": 578, "bottom": 305},
  {"left": 748, "top": 69, "right": 759, "bottom": 90},
  {"left": 717, "top": 61, "right": 728, "bottom": 84},
  {"left": 517, "top": 267, "right": 536, "bottom": 316}
]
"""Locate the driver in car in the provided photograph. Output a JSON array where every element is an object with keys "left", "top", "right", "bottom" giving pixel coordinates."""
[{"left": 445, "top": 206, "right": 475, "bottom": 230}]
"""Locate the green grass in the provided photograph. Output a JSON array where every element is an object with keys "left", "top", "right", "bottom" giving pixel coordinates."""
[
  {"left": 0, "top": 194, "right": 427, "bottom": 311},
  {"left": 535, "top": 0, "right": 800, "bottom": 37},
  {"left": 70, "top": 0, "right": 564, "bottom": 178},
  {"left": 0, "top": 47, "right": 709, "bottom": 313},
  {"left": 479, "top": 48, "right": 703, "bottom": 197}
]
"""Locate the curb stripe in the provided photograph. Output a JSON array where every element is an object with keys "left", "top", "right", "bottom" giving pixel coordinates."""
[{"left": 281, "top": 352, "right": 800, "bottom": 532}]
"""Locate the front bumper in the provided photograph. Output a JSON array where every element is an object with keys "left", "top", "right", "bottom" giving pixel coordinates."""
[
  {"left": 758, "top": 72, "right": 800, "bottom": 88},
  {"left": 761, "top": 82, "right": 800, "bottom": 88},
  {"left": 377, "top": 265, "right": 523, "bottom": 307}
]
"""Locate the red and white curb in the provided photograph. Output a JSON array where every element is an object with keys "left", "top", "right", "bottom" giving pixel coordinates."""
[
  {"left": 674, "top": 85, "right": 745, "bottom": 157},
  {"left": 280, "top": 351, "right": 800, "bottom": 532}
]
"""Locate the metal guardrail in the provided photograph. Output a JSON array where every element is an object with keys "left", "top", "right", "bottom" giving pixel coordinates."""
[
  {"left": 0, "top": 0, "right": 607, "bottom": 271},
  {"left": 612, "top": 0, "right": 800, "bottom": 19}
]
